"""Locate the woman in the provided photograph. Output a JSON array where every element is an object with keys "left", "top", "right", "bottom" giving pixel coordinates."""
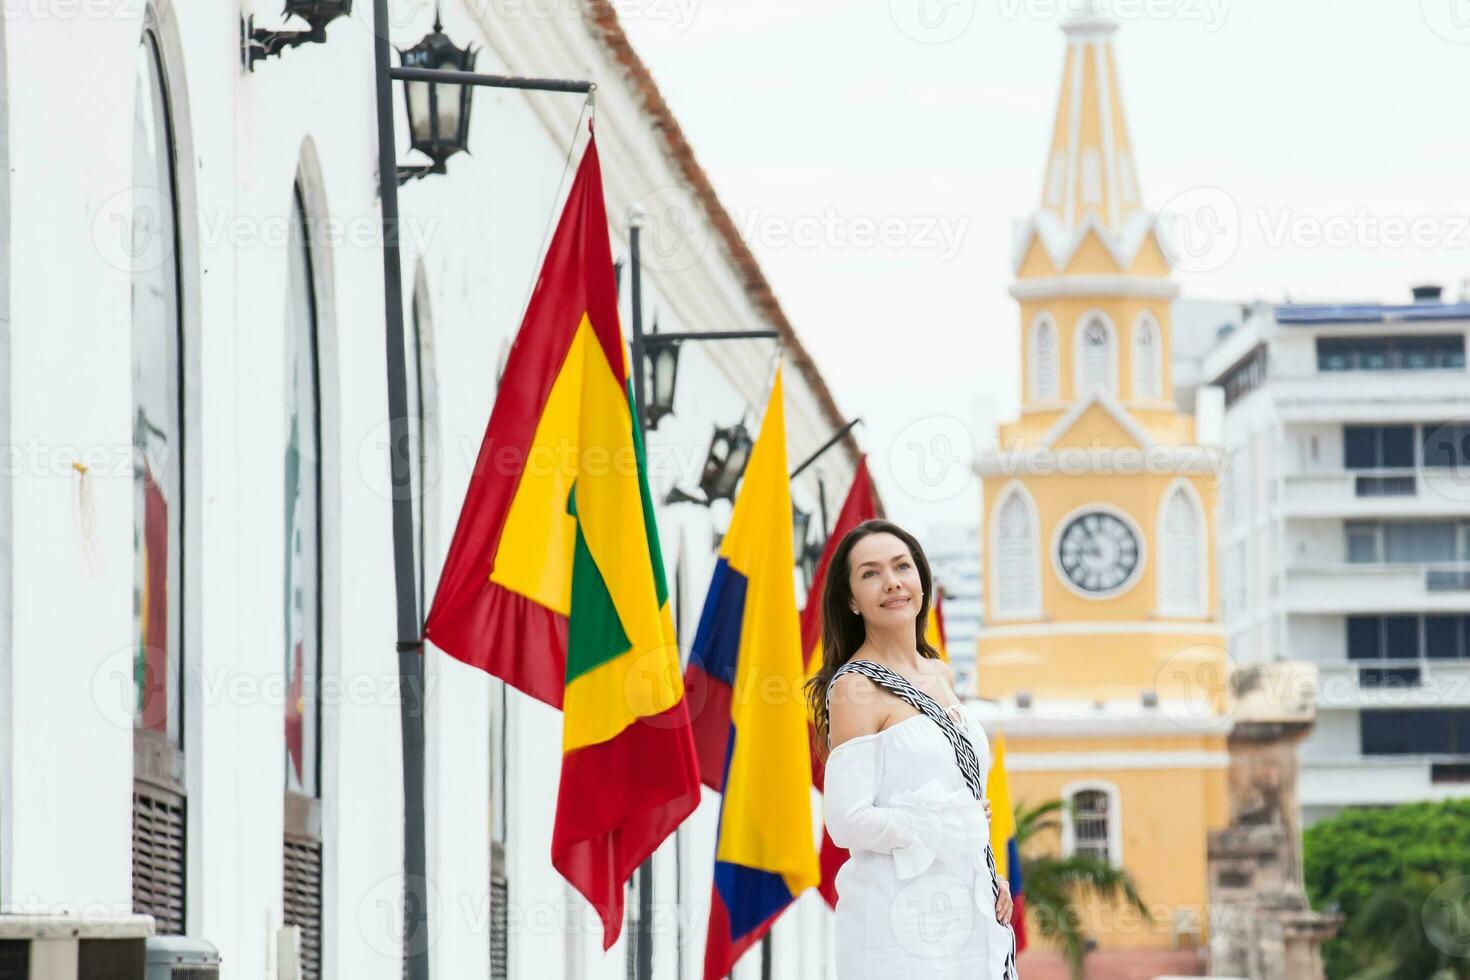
[{"left": 806, "top": 519, "right": 1018, "bottom": 979}]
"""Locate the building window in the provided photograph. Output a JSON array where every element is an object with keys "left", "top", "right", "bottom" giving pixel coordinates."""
[
  {"left": 1345, "top": 520, "right": 1470, "bottom": 565},
  {"left": 1076, "top": 315, "right": 1115, "bottom": 396},
  {"left": 1349, "top": 615, "right": 1470, "bottom": 661},
  {"left": 993, "top": 485, "right": 1040, "bottom": 618},
  {"left": 1080, "top": 147, "right": 1102, "bottom": 205},
  {"left": 1426, "top": 616, "right": 1468, "bottom": 659},
  {"left": 1030, "top": 314, "right": 1059, "bottom": 401},
  {"left": 1344, "top": 425, "right": 1414, "bottom": 469},
  {"left": 131, "top": 20, "right": 187, "bottom": 936},
  {"left": 1422, "top": 422, "right": 1470, "bottom": 469},
  {"left": 1317, "top": 334, "right": 1465, "bottom": 372},
  {"left": 1062, "top": 782, "right": 1120, "bottom": 866},
  {"left": 1159, "top": 483, "right": 1204, "bottom": 615},
  {"left": 1118, "top": 152, "right": 1138, "bottom": 205},
  {"left": 1132, "top": 314, "right": 1161, "bottom": 399},
  {"left": 1361, "top": 709, "right": 1470, "bottom": 756},
  {"left": 1217, "top": 344, "right": 1267, "bottom": 407},
  {"left": 1345, "top": 424, "right": 1416, "bottom": 496},
  {"left": 284, "top": 183, "right": 323, "bottom": 980},
  {"left": 1045, "top": 151, "right": 1066, "bottom": 208}
]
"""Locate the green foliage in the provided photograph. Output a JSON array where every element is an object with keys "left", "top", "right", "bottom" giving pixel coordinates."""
[{"left": 1303, "top": 799, "right": 1470, "bottom": 979}]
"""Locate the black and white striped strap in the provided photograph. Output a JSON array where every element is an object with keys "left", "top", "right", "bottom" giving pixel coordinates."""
[
  {"left": 827, "top": 658, "right": 1020, "bottom": 980},
  {"left": 828, "top": 659, "right": 985, "bottom": 800}
]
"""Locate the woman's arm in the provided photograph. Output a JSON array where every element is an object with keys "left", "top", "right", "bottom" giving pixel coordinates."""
[{"left": 824, "top": 673, "right": 916, "bottom": 853}]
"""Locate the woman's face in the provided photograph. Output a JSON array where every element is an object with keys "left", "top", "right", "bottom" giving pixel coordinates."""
[{"left": 846, "top": 532, "right": 924, "bottom": 625}]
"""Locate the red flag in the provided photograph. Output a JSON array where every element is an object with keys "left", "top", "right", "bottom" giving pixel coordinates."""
[
  {"left": 798, "top": 457, "right": 882, "bottom": 908},
  {"left": 423, "top": 137, "right": 699, "bottom": 948}
]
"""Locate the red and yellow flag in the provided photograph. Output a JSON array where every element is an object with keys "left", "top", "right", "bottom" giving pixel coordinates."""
[
  {"left": 424, "top": 136, "right": 700, "bottom": 949},
  {"left": 798, "top": 457, "right": 881, "bottom": 908}
]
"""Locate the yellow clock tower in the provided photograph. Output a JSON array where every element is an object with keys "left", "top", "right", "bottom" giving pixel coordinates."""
[{"left": 976, "top": 9, "right": 1232, "bottom": 963}]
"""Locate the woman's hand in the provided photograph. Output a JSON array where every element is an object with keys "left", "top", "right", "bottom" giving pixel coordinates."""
[
  {"left": 982, "top": 798, "right": 991, "bottom": 822},
  {"left": 995, "top": 879, "right": 1014, "bottom": 925}
]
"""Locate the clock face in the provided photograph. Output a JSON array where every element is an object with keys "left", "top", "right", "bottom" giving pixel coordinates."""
[{"left": 1056, "top": 509, "right": 1142, "bottom": 595}]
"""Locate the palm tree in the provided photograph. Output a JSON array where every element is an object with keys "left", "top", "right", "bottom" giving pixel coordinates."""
[
  {"left": 1013, "top": 798, "right": 1152, "bottom": 980},
  {"left": 1340, "top": 866, "right": 1470, "bottom": 980}
]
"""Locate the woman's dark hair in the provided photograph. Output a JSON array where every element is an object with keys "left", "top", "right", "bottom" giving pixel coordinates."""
[{"left": 804, "top": 519, "right": 941, "bottom": 761}]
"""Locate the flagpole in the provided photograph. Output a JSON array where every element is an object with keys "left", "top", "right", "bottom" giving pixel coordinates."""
[
  {"left": 790, "top": 417, "right": 861, "bottom": 481},
  {"left": 370, "top": 1, "right": 431, "bottom": 976},
  {"left": 623, "top": 219, "right": 657, "bottom": 980},
  {"left": 372, "top": 8, "right": 598, "bottom": 973}
]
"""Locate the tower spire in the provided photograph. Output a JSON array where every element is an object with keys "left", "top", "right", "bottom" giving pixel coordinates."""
[{"left": 1038, "top": 9, "right": 1144, "bottom": 235}]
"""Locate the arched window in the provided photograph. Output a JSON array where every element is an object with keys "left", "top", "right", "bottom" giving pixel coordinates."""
[
  {"left": 1159, "top": 482, "right": 1205, "bottom": 615},
  {"left": 1119, "top": 152, "right": 1138, "bottom": 206},
  {"left": 131, "top": 18, "right": 187, "bottom": 936},
  {"left": 1045, "top": 151, "right": 1066, "bottom": 208},
  {"left": 1080, "top": 147, "right": 1103, "bottom": 205},
  {"left": 993, "top": 485, "right": 1041, "bottom": 619},
  {"left": 1062, "top": 781, "right": 1121, "bottom": 867},
  {"left": 1076, "top": 315, "right": 1116, "bottom": 396},
  {"left": 1132, "top": 313, "right": 1162, "bottom": 400},
  {"left": 1030, "top": 314, "right": 1059, "bottom": 401},
  {"left": 284, "top": 182, "right": 324, "bottom": 978}
]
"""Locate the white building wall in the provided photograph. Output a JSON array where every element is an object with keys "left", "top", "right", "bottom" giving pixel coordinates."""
[
  {"left": 1207, "top": 303, "right": 1470, "bottom": 826},
  {"left": 1, "top": 2, "right": 852, "bottom": 978}
]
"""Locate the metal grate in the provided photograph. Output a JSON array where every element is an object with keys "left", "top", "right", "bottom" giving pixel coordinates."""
[
  {"left": 490, "top": 864, "right": 508, "bottom": 980},
  {"left": 133, "top": 784, "right": 186, "bottom": 933},
  {"left": 1071, "top": 789, "right": 1111, "bottom": 863},
  {"left": 0, "top": 941, "right": 28, "bottom": 980},
  {"left": 284, "top": 837, "right": 323, "bottom": 980}
]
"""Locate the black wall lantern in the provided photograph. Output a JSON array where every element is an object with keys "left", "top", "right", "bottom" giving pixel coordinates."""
[
  {"left": 800, "top": 536, "right": 825, "bottom": 589},
  {"left": 642, "top": 317, "right": 681, "bottom": 431},
  {"left": 243, "top": 0, "right": 353, "bottom": 70},
  {"left": 396, "top": 18, "right": 477, "bottom": 184},
  {"left": 792, "top": 505, "right": 812, "bottom": 563},
  {"left": 667, "top": 422, "right": 753, "bottom": 506}
]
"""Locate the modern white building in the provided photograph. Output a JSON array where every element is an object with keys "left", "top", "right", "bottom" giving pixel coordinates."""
[
  {"left": 925, "top": 522, "right": 982, "bottom": 696},
  {"left": 0, "top": 3, "right": 857, "bottom": 978},
  {"left": 1199, "top": 286, "right": 1470, "bottom": 825}
]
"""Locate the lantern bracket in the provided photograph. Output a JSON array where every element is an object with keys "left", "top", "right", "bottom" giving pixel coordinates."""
[
  {"left": 241, "top": 13, "right": 337, "bottom": 72},
  {"left": 387, "top": 67, "right": 594, "bottom": 185}
]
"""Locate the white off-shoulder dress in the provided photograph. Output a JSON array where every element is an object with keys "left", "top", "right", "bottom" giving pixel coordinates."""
[{"left": 823, "top": 661, "right": 1017, "bottom": 980}]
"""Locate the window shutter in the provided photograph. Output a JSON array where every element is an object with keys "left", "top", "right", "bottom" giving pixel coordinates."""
[
  {"left": 996, "top": 491, "right": 1039, "bottom": 616},
  {"left": 1080, "top": 318, "right": 1112, "bottom": 393},
  {"left": 1161, "top": 488, "right": 1202, "bottom": 613},
  {"left": 490, "top": 841, "right": 509, "bottom": 980},
  {"left": 132, "top": 783, "right": 185, "bottom": 933}
]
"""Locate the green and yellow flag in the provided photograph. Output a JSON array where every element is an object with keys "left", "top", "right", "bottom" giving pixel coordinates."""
[{"left": 424, "top": 136, "right": 700, "bottom": 949}]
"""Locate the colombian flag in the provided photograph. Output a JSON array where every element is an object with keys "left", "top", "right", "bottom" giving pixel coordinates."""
[
  {"left": 797, "top": 458, "right": 881, "bottom": 908},
  {"left": 423, "top": 136, "right": 700, "bottom": 949},
  {"left": 988, "top": 729, "right": 1027, "bottom": 952},
  {"left": 687, "top": 365, "right": 820, "bottom": 979}
]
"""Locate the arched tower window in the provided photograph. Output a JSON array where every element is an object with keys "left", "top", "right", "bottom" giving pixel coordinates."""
[
  {"left": 1030, "top": 314, "right": 1059, "bottom": 401},
  {"left": 1159, "top": 482, "right": 1205, "bottom": 615},
  {"left": 993, "top": 484, "right": 1041, "bottom": 619},
  {"left": 1133, "top": 313, "right": 1162, "bottom": 400},
  {"left": 1076, "top": 314, "right": 1116, "bottom": 396}
]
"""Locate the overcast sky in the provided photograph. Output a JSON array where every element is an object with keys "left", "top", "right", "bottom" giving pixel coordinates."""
[{"left": 619, "top": 0, "right": 1470, "bottom": 533}]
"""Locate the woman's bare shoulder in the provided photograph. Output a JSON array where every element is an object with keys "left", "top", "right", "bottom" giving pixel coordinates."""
[{"left": 827, "top": 672, "right": 886, "bottom": 748}]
